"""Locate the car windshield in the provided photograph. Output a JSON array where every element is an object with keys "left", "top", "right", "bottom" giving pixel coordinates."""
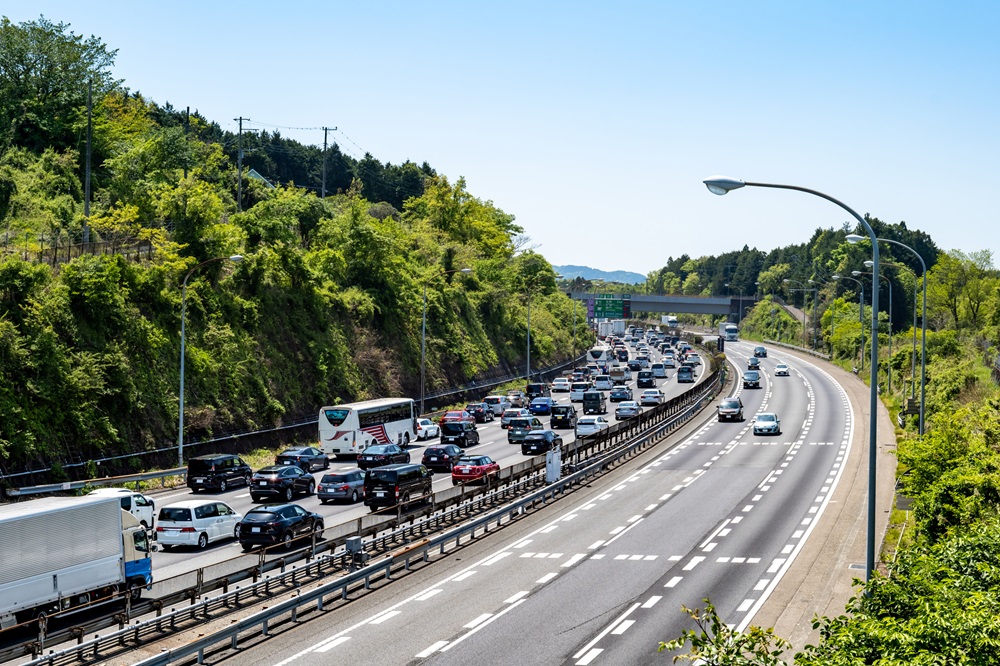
[
  {"left": 531, "top": 398, "right": 549, "bottom": 404},
  {"left": 721, "top": 400, "right": 740, "bottom": 409},
  {"left": 744, "top": 371, "right": 759, "bottom": 378},
  {"left": 321, "top": 474, "right": 350, "bottom": 483},
  {"left": 579, "top": 419, "right": 596, "bottom": 425},
  {"left": 510, "top": 419, "right": 532, "bottom": 428},
  {"left": 503, "top": 410, "right": 521, "bottom": 417},
  {"left": 758, "top": 414, "right": 776, "bottom": 422},
  {"left": 364, "top": 446, "right": 390, "bottom": 454},
  {"left": 368, "top": 469, "right": 398, "bottom": 482}
]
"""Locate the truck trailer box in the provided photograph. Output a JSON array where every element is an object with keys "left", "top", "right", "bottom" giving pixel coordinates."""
[{"left": 0, "top": 496, "right": 125, "bottom": 623}]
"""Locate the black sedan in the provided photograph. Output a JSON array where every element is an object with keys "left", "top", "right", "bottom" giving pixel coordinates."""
[
  {"left": 249, "top": 465, "right": 315, "bottom": 502},
  {"left": 275, "top": 446, "right": 330, "bottom": 471},
  {"left": 357, "top": 443, "right": 410, "bottom": 469},
  {"left": 238, "top": 503, "right": 324, "bottom": 551},
  {"left": 520, "top": 430, "right": 563, "bottom": 456},
  {"left": 627, "top": 359, "right": 643, "bottom": 371},
  {"left": 421, "top": 444, "right": 465, "bottom": 471}
]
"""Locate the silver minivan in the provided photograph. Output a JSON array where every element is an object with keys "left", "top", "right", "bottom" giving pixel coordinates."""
[
  {"left": 570, "top": 382, "right": 591, "bottom": 402},
  {"left": 651, "top": 362, "right": 667, "bottom": 378}
]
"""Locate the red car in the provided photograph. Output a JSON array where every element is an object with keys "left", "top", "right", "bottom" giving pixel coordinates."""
[
  {"left": 451, "top": 455, "right": 500, "bottom": 486},
  {"left": 440, "top": 410, "right": 474, "bottom": 424}
]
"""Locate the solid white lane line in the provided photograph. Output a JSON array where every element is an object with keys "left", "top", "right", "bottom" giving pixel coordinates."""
[
  {"left": 577, "top": 648, "right": 603, "bottom": 665},
  {"left": 612, "top": 619, "right": 635, "bottom": 635},
  {"left": 537, "top": 572, "right": 559, "bottom": 584},
  {"left": 482, "top": 552, "right": 512, "bottom": 566},
  {"left": 453, "top": 571, "right": 476, "bottom": 581},
  {"left": 700, "top": 518, "right": 731, "bottom": 548},
  {"left": 440, "top": 599, "right": 526, "bottom": 652},
  {"left": 415, "top": 589, "right": 443, "bottom": 601},
  {"left": 573, "top": 602, "right": 641, "bottom": 659},
  {"left": 416, "top": 640, "right": 449, "bottom": 657},
  {"left": 642, "top": 595, "right": 662, "bottom": 608},
  {"left": 314, "top": 636, "right": 351, "bottom": 653},
  {"left": 368, "top": 610, "right": 401, "bottom": 625},
  {"left": 464, "top": 613, "right": 493, "bottom": 628},
  {"left": 504, "top": 590, "right": 529, "bottom": 603}
]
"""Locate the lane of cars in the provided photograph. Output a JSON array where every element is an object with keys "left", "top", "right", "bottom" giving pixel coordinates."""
[{"left": 151, "top": 326, "right": 709, "bottom": 563}]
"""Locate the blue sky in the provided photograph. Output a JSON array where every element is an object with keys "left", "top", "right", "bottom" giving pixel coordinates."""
[{"left": 8, "top": 2, "right": 999, "bottom": 275}]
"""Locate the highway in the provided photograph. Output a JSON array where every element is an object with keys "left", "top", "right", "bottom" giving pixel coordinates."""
[
  {"left": 147, "top": 340, "right": 712, "bottom": 582},
  {"left": 212, "top": 340, "right": 854, "bottom": 665}
]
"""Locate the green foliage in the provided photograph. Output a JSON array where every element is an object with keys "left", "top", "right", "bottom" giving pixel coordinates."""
[{"left": 658, "top": 599, "right": 791, "bottom": 665}]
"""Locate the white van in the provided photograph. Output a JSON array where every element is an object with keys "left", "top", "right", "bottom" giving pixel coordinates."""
[
  {"left": 651, "top": 362, "right": 667, "bottom": 378},
  {"left": 156, "top": 499, "right": 243, "bottom": 550},
  {"left": 88, "top": 487, "right": 156, "bottom": 529},
  {"left": 594, "top": 375, "right": 614, "bottom": 391},
  {"left": 570, "top": 382, "right": 591, "bottom": 402}
]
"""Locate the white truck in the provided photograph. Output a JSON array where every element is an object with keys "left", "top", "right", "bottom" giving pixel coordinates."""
[
  {"left": 662, "top": 315, "right": 679, "bottom": 327},
  {"left": 718, "top": 321, "right": 739, "bottom": 341},
  {"left": 0, "top": 496, "right": 154, "bottom": 629},
  {"left": 597, "top": 321, "right": 615, "bottom": 338},
  {"left": 611, "top": 320, "right": 627, "bottom": 335}
]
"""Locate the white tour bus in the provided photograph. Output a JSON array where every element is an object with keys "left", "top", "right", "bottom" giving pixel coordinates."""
[{"left": 318, "top": 398, "right": 417, "bottom": 458}]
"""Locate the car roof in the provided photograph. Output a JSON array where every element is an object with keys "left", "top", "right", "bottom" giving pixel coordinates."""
[{"left": 161, "top": 499, "right": 232, "bottom": 509}]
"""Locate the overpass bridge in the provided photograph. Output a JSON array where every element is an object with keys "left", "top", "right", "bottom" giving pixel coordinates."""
[{"left": 568, "top": 292, "right": 758, "bottom": 321}]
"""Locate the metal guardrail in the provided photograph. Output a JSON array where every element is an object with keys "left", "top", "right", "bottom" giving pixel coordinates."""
[
  {"left": 17, "top": 367, "right": 724, "bottom": 666},
  {"left": 762, "top": 338, "right": 831, "bottom": 361},
  {"left": 2, "top": 353, "right": 590, "bottom": 493}
]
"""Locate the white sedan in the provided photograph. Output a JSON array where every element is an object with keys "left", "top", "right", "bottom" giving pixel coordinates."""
[
  {"left": 774, "top": 363, "right": 790, "bottom": 377},
  {"left": 575, "top": 416, "right": 610, "bottom": 437},
  {"left": 416, "top": 418, "right": 440, "bottom": 440},
  {"left": 551, "top": 378, "right": 572, "bottom": 392},
  {"left": 639, "top": 389, "right": 665, "bottom": 406},
  {"left": 753, "top": 413, "right": 782, "bottom": 435}
]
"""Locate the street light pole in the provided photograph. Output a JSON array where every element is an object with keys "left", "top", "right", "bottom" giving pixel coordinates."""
[
  {"left": 179, "top": 255, "right": 243, "bottom": 467},
  {"left": 420, "top": 267, "right": 472, "bottom": 416},
  {"left": 705, "top": 176, "right": 881, "bottom": 587},
  {"left": 808, "top": 279, "right": 819, "bottom": 349},
  {"left": 783, "top": 278, "right": 809, "bottom": 348},
  {"left": 848, "top": 235, "right": 927, "bottom": 436},
  {"left": 855, "top": 269, "right": 892, "bottom": 394}
]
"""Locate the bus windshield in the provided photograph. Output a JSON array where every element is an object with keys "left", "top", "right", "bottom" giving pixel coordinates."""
[{"left": 324, "top": 409, "right": 350, "bottom": 427}]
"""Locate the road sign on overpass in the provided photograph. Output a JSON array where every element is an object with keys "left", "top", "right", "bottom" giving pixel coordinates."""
[{"left": 588, "top": 293, "right": 631, "bottom": 318}]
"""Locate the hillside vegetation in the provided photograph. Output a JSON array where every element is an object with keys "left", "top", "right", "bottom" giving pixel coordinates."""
[{"left": 0, "top": 17, "right": 588, "bottom": 476}]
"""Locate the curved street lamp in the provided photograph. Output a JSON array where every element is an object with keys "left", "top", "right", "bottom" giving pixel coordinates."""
[
  {"left": 179, "top": 255, "right": 243, "bottom": 466},
  {"left": 782, "top": 278, "right": 815, "bottom": 349},
  {"left": 421, "top": 267, "right": 472, "bottom": 415},
  {"left": 704, "top": 176, "right": 881, "bottom": 586},
  {"left": 847, "top": 234, "right": 927, "bottom": 436},
  {"left": 855, "top": 267, "right": 893, "bottom": 394}
]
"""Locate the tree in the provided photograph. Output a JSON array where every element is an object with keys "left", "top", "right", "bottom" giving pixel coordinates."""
[
  {"left": 659, "top": 600, "right": 790, "bottom": 665},
  {"left": 0, "top": 16, "right": 120, "bottom": 153}
]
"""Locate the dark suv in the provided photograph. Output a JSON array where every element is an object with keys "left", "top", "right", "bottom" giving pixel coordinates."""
[
  {"left": 754, "top": 346, "right": 768, "bottom": 358},
  {"left": 526, "top": 382, "right": 552, "bottom": 400},
  {"left": 747, "top": 357, "right": 761, "bottom": 370},
  {"left": 440, "top": 420, "right": 480, "bottom": 447},
  {"left": 550, "top": 405, "right": 578, "bottom": 429},
  {"left": 237, "top": 503, "right": 323, "bottom": 551},
  {"left": 187, "top": 454, "right": 252, "bottom": 493},
  {"left": 364, "top": 464, "right": 434, "bottom": 511}
]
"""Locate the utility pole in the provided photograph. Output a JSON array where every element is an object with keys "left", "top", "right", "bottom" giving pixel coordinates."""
[
  {"left": 183, "top": 106, "right": 190, "bottom": 180},
  {"left": 235, "top": 117, "right": 247, "bottom": 211},
  {"left": 320, "top": 126, "right": 335, "bottom": 198},
  {"left": 84, "top": 79, "right": 92, "bottom": 245}
]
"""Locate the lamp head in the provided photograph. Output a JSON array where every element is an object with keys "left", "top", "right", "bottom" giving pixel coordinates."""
[
  {"left": 832, "top": 274, "right": 841, "bottom": 280},
  {"left": 852, "top": 270, "right": 862, "bottom": 277},
  {"left": 782, "top": 279, "right": 791, "bottom": 284},
  {"left": 229, "top": 255, "right": 244, "bottom": 262},
  {"left": 863, "top": 260, "right": 874, "bottom": 269},
  {"left": 703, "top": 176, "right": 746, "bottom": 196},
  {"left": 845, "top": 234, "right": 865, "bottom": 244}
]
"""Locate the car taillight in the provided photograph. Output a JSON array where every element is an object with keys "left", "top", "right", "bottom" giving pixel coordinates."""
[
  {"left": 180, "top": 527, "right": 196, "bottom": 533},
  {"left": 395, "top": 485, "right": 401, "bottom": 498},
  {"left": 155, "top": 526, "right": 163, "bottom": 532},
  {"left": 339, "top": 484, "right": 350, "bottom": 491}
]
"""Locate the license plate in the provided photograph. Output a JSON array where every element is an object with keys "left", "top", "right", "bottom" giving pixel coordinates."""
[
  {"left": 259, "top": 481, "right": 267, "bottom": 486},
  {"left": 430, "top": 457, "right": 438, "bottom": 461},
  {"left": 194, "top": 477, "right": 206, "bottom": 483},
  {"left": 251, "top": 527, "right": 260, "bottom": 533},
  {"left": 376, "top": 491, "right": 385, "bottom": 497},
  {"left": 282, "top": 461, "right": 291, "bottom": 465}
]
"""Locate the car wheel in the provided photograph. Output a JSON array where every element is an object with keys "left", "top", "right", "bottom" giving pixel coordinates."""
[
  {"left": 402, "top": 433, "right": 410, "bottom": 447},
  {"left": 197, "top": 532, "right": 209, "bottom": 550},
  {"left": 282, "top": 532, "right": 293, "bottom": 550},
  {"left": 401, "top": 492, "right": 411, "bottom": 505},
  {"left": 351, "top": 490, "right": 359, "bottom": 503},
  {"left": 233, "top": 525, "right": 240, "bottom": 539},
  {"left": 284, "top": 487, "right": 294, "bottom": 502},
  {"left": 314, "top": 520, "right": 324, "bottom": 535},
  {"left": 241, "top": 543, "right": 254, "bottom": 552},
  {"left": 320, "top": 498, "right": 329, "bottom": 505},
  {"left": 218, "top": 480, "right": 227, "bottom": 493},
  {"left": 323, "top": 458, "right": 330, "bottom": 470},
  {"left": 306, "top": 481, "right": 315, "bottom": 496}
]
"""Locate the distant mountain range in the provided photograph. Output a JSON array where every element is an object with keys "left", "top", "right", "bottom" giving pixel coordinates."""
[{"left": 553, "top": 265, "right": 646, "bottom": 284}]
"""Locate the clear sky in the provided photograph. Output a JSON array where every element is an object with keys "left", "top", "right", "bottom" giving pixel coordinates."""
[{"left": 7, "top": 2, "right": 999, "bottom": 276}]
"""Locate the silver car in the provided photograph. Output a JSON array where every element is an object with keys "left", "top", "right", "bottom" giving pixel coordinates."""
[
  {"left": 501, "top": 408, "right": 531, "bottom": 429},
  {"left": 615, "top": 401, "right": 643, "bottom": 419},
  {"left": 753, "top": 413, "right": 781, "bottom": 436},
  {"left": 317, "top": 470, "right": 365, "bottom": 504}
]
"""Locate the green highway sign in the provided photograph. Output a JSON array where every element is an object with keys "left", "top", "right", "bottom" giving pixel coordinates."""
[{"left": 588, "top": 293, "right": 631, "bottom": 318}]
